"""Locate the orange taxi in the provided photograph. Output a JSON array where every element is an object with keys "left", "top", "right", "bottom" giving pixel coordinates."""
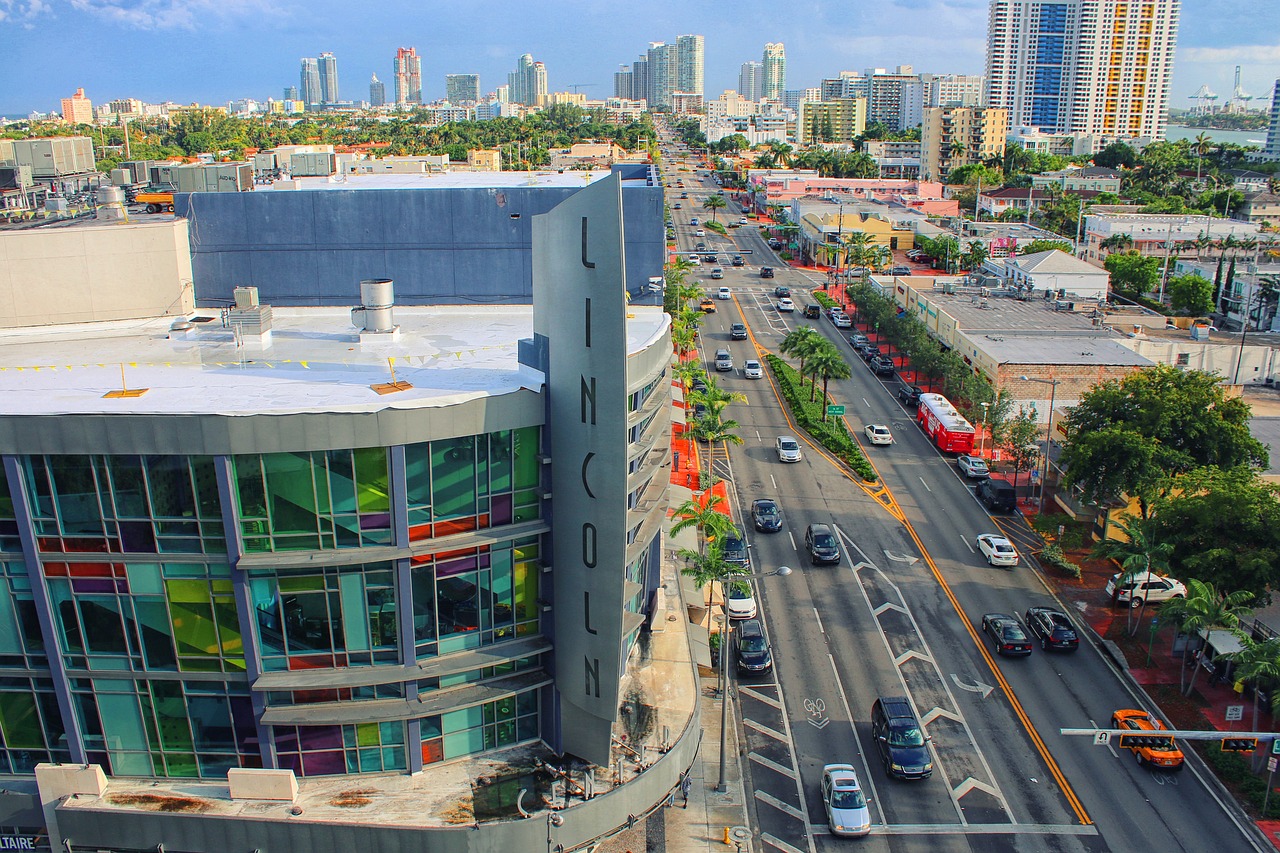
[{"left": 1111, "top": 709, "right": 1184, "bottom": 769}]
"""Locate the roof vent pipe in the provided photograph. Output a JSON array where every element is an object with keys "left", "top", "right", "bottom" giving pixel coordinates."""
[{"left": 352, "top": 279, "right": 396, "bottom": 333}]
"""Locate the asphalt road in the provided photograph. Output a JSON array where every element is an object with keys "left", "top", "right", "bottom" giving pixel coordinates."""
[{"left": 660, "top": 143, "right": 1267, "bottom": 853}]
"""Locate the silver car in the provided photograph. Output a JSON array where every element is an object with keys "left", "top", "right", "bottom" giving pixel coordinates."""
[
  {"left": 775, "top": 435, "right": 802, "bottom": 462},
  {"left": 957, "top": 454, "right": 990, "bottom": 478},
  {"left": 822, "top": 764, "right": 871, "bottom": 837}
]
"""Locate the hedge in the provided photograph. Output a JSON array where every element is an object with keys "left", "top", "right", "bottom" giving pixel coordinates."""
[
  {"left": 812, "top": 291, "right": 838, "bottom": 311},
  {"left": 765, "top": 355, "right": 877, "bottom": 482}
]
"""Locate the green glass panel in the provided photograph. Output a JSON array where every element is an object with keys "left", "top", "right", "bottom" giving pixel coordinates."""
[
  {"left": 0, "top": 692, "right": 43, "bottom": 748},
  {"left": 488, "top": 430, "right": 512, "bottom": 494},
  {"left": 513, "top": 426, "right": 540, "bottom": 489},
  {"left": 441, "top": 705, "right": 483, "bottom": 735},
  {"left": 513, "top": 562, "right": 538, "bottom": 624},
  {"left": 278, "top": 575, "right": 325, "bottom": 593},
  {"left": 166, "top": 586, "right": 218, "bottom": 658},
  {"left": 340, "top": 573, "right": 372, "bottom": 652},
  {"left": 98, "top": 692, "right": 152, "bottom": 774},
  {"left": 443, "top": 728, "right": 485, "bottom": 760},
  {"left": 213, "top": 600, "right": 244, "bottom": 667},
  {"left": 105, "top": 456, "right": 147, "bottom": 518},
  {"left": 354, "top": 448, "right": 390, "bottom": 513},
  {"left": 404, "top": 444, "right": 431, "bottom": 510},
  {"left": 358, "top": 748, "right": 382, "bottom": 772},
  {"left": 164, "top": 752, "right": 199, "bottom": 777},
  {"left": 0, "top": 586, "right": 23, "bottom": 657},
  {"left": 383, "top": 746, "right": 406, "bottom": 770},
  {"left": 379, "top": 721, "right": 404, "bottom": 745},
  {"left": 233, "top": 456, "right": 267, "bottom": 519},
  {"left": 431, "top": 437, "right": 477, "bottom": 520},
  {"left": 135, "top": 599, "right": 177, "bottom": 670},
  {"left": 165, "top": 579, "right": 208, "bottom": 603},
  {"left": 326, "top": 450, "right": 353, "bottom": 513},
  {"left": 125, "top": 564, "right": 164, "bottom": 595},
  {"left": 356, "top": 722, "right": 380, "bottom": 747},
  {"left": 150, "top": 682, "right": 193, "bottom": 751},
  {"left": 50, "top": 456, "right": 104, "bottom": 535}
]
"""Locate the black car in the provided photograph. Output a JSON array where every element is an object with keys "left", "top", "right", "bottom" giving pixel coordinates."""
[
  {"left": 773, "top": 285, "right": 791, "bottom": 297},
  {"left": 760, "top": 267, "right": 775, "bottom": 278},
  {"left": 870, "top": 355, "right": 896, "bottom": 376},
  {"left": 975, "top": 478, "right": 1017, "bottom": 513},
  {"left": 1024, "top": 607, "right": 1080, "bottom": 651},
  {"left": 735, "top": 619, "right": 773, "bottom": 675},
  {"left": 751, "top": 498, "right": 782, "bottom": 532},
  {"left": 805, "top": 523, "right": 841, "bottom": 565},
  {"left": 731, "top": 255, "right": 745, "bottom": 266},
  {"left": 897, "top": 384, "right": 924, "bottom": 406},
  {"left": 859, "top": 344, "right": 882, "bottom": 362},
  {"left": 982, "top": 613, "right": 1033, "bottom": 656},
  {"left": 730, "top": 323, "right": 747, "bottom": 340},
  {"left": 722, "top": 535, "right": 750, "bottom": 569},
  {"left": 871, "top": 696, "right": 932, "bottom": 780}
]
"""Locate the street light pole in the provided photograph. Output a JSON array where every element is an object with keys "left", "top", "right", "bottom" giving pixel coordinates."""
[
  {"left": 1020, "top": 376, "right": 1059, "bottom": 514},
  {"left": 978, "top": 402, "right": 990, "bottom": 458},
  {"left": 717, "top": 565, "right": 793, "bottom": 793}
]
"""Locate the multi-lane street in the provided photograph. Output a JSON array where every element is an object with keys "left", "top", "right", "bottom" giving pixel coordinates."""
[{"left": 659, "top": 141, "right": 1267, "bottom": 852}]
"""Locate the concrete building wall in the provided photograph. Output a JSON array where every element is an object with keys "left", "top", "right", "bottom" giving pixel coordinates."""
[
  {"left": 177, "top": 176, "right": 663, "bottom": 306},
  {"left": 0, "top": 219, "right": 194, "bottom": 327}
]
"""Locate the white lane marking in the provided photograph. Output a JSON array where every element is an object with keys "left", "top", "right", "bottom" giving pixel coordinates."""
[
  {"left": 756, "top": 429, "right": 761, "bottom": 442},
  {"left": 740, "top": 685, "right": 783, "bottom": 710},
  {"left": 961, "top": 536, "right": 976, "bottom": 554},
  {"left": 813, "top": 607, "right": 824, "bottom": 634},
  {"left": 918, "top": 477, "right": 932, "bottom": 492},
  {"left": 761, "top": 831, "right": 810, "bottom": 852},
  {"left": 1089, "top": 719, "right": 1120, "bottom": 758},
  {"left": 862, "top": 397, "right": 870, "bottom": 407},
  {"left": 755, "top": 789, "right": 806, "bottom": 820},
  {"left": 824, "top": 654, "right": 886, "bottom": 826},
  {"left": 744, "top": 718, "right": 790, "bottom": 744},
  {"left": 770, "top": 474, "right": 777, "bottom": 490},
  {"left": 788, "top": 531, "right": 797, "bottom": 551}
]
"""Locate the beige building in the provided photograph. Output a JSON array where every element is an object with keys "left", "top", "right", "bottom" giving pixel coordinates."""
[
  {"left": 467, "top": 149, "right": 502, "bottom": 171},
  {"left": 60, "top": 88, "right": 93, "bottom": 125},
  {"left": 1235, "top": 192, "right": 1280, "bottom": 226},
  {"left": 920, "top": 106, "right": 1008, "bottom": 180},
  {"left": 798, "top": 99, "right": 868, "bottom": 145}
]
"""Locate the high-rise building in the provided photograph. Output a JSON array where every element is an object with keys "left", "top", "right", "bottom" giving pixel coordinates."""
[
  {"left": 370, "top": 74, "right": 386, "bottom": 107},
  {"left": 1265, "top": 80, "right": 1280, "bottom": 161},
  {"left": 738, "top": 61, "right": 763, "bottom": 101},
  {"left": 920, "top": 105, "right": 1010, "bottom": 180},
  {"left": 632, "top": 56, "right": 649, "bottom": 107},
  {"left": 676, "top": 34, "right": 705, "bottom": 97},
  {"left": 985, "top": 0, "right": 1180, "bottom": 151},
  {"left": 507, "top": 54, "right": 548, "bottom": 106},
  {"left": 798, "top": 99, "right": 867, "bottom": 145},
  {"left": 283, "top": 85, "right": 299, "bottom": 101},
  {"left": 60, "top": 88, "right": 93, "bottom": 125},
  {"left": 861, "top": 67, "right": 920, "bottom": 131},
  {"left": 300, "top": 58, "right": 321, "bottom": 106},
  {"left": 645, "top": 42, "right": 678, "bottom": 110},
  {"left": 924, "top": 73, "right": 987, "bottom": 108},
  {"left": 318, "top": 52, "right": 339, "bottom": 104},
  {"left": 394, "top": 47, "right": 423, "bottom": 105},
  {"left": 614, "top": 66, "right": 633, "bottom": 100},
  {"left": 446, "top": 74, "right": 481, "bottom": 104},
  {"left": 762, "top": 43, "right": 786, "bottom": 101}
]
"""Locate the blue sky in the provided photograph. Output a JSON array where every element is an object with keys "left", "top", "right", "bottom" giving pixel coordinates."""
[{"left": 1, "top": 0, "right": 1277, "bottom": 118}]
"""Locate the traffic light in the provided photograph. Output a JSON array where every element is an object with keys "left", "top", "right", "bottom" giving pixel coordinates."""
[
  {"left": 1221, "top": 738, "right": 1258, "bottom": 753},
  {"left": 1118, "top": 734, "right": 1174, "bottom": 750}
]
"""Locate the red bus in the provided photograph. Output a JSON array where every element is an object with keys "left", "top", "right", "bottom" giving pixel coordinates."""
[{"left": 916, "top": 393, "right": 975, "bottom": 454}]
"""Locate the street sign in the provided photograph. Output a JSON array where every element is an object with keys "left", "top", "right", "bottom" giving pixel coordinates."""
[
  {"left": 1269, "top": 757, "right": 1278, "bottom": 773},
  {"left": 1226, "top": 705, "right": 1245, "bottom": 722},
  {"left": 1094, "top": 731, "right": 1111, "bottom": 746},
  {"left": 1272, "top": 737, "right": 1280, "bottom": 756},
  {"left": 826, "top": 405, "right": 846, "bottom": 416}
]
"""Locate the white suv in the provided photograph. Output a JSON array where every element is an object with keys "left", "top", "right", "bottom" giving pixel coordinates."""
[{"left": 1105, "top": 571, "right": 1187, "bottom": 608}]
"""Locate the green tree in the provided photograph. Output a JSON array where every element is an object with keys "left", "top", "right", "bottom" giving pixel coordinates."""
[
  {"left": 702, "top": 194, "right": 727, "bottom": 223},
  {"left": 692, "top": 413, "right": 745, "bottom": 489},
  {"left": 1019, "top": 239, "right": 1075, "bottom": 256},
  {"left": 807, "top": 344, "right": 852, "bottom": 415},
  {"left": 1092, "top": 515, "right": 1174, "bottom": 635},
  {"left": 1104, "top": 251, "right": 1161, "bottom": 299},
  {"left": 1161, "top": 580, "right": 1253, "bottom": 697},
  {"left": 780, "top": 327, "right": 825, "bottom": 378},
  {"left": 1003, "top": 407, "right": 1042, "bottom": 489},
  {"left": 1166, "top": 273, "right": 1215, "bottom": 315},
  {"left": 1094, "top": 142, "right": 1138, "bottom": 169},
  {"left": 670, "top": 493, "right": 738, "bottom": 544},
  {"left": 1230, "top": 637, "right": 1280, "bottom": 746}
]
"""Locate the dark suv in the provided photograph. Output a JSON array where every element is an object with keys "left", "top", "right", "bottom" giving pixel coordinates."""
[
  {"left": 897, "top": 384, "right": 924, "bottom": 406},
  {"left": 730, "top": 323, "right": 747, "bottom": 340},
  {"left": 975, "top": 478, "right": 1017, "bottom": 513},
  {"left": 805, "top": 523, "right": 841, "bottom": 565},
  {"left": 722, "top": 535, "right": 749, "bottom": 569},
  {"left": 871, "top": 696, "right": 933, "bottom": 780},
  {"left": 760, "top": 266, "right": 775, "bottom": 278},
  {"left": 1024, "top": 606, "right": 1080, "bottom": 652}
]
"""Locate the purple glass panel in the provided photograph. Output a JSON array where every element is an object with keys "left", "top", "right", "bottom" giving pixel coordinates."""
[
  {"left": 230, "top": 697, "right": 258, "bottom": 752},
  {"left": 297, "top": 725, "right": 343, "bottom": 751},
  {"left": 273, "top": 727, "right": 300, "bottom": 753},
  {"left": 359, "top": 513, "right": 391, "bottom": 531},
  {"left": 71, "top": 578, "right": 116, "bottom": 594},
  {"left": 490, "top": 494, "right": 513, "bottom": 526},
  {"left": 276, "top": 752, "right": 303, "bottom": 775},
  {"left": 301, "top": 750, "right": 346, "bottom": 776},
  {"left": 436, "top": 557, "right": 477, "bottom": 578}
]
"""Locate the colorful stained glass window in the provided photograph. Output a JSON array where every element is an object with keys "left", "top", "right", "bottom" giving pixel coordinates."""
[
  {"left": 273, "top": 721, "right": 406, "bottom": 776},
  {"left": 0, "top": 677, "right": 71, "bottom": 773}
]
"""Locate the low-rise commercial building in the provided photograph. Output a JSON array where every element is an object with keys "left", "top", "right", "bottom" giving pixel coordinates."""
[
  {"left": 1083, "top": 212, "right": 1260, "bottom": 264},
  {"left": 1030, "top": 167, "right": 1122, "bottom": 194}
]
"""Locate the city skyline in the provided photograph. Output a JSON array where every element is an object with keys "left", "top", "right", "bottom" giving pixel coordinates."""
[{"left": 0, "top": 0, "right": 1277, "bottom": 116}]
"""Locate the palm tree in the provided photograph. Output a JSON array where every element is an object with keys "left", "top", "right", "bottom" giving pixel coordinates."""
[
  {"left": 672, "top": 359, "right": 704, "bottom": 395},
  {"left": 1229, "top": 636, "right": 1280, "bottom": 757},
  {"left": 688, "top": 375, "right": 746, "bottom": 424},
  {"left": 702, "top": 194, "right": 727, "bottom": 223},
  {"left": 965, "top": 240, "right": 989, "bottom": 272},
  {"left": 841, "top": 231, "right": 874, "bottom": 272},
  {"left": 1159, "top": 579, "right": 1253, "bottom": 697},
  {"left": 1193, "top": 132, "right": 1213, "bottom": 182},
  {"left": 780, "top": 327, "right": 825, "bottom": 379},
  {"left": 692, "top": 413, "right": 745, "bottom": 489},
  {"left": 670, "top": 492, "right": 738, "bottom": 543},
  {"left": 807, "top": 344, "right": 853, "bottom": 416},
  {"left": 868, "top": 245, "right": 892, "bottom": 272},
  {"left": 1091, "top": 516, "right": 1173, "bottom": 636},
  {"left": 1099, "top": 233, "right": 1134, "bottom": 255}
]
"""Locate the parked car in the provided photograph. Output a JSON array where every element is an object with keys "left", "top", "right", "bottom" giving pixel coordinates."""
[
  {"left": 722, "top": 535, "right": 749, "bottom": 569},
  {"left": 848, "top": 333, "right": 870, "bottom": 348},
  {"left": 691, "top": 377, "right": 708, "bottom": 393},
  {"left": 776, "top": 435, "right": 802, "bottom": 462},
  {"left": 767, "top": 238, "right": 783, "bottom": 249},
  {"left": 744, "top": 359, "right": 763, "bottom": 378},
  {"left": 1024, "top": 606, "right": 1079, "bottom": 651},
  {"left": 1111, "top": 709, "right": 1184, "bottom": 769},
  {"left": 975, "top": 477, "right": 1017, "bottom": 513},
  {"left": 726, "top": 582, "right": 757, "bottom": 620},
  {"left": 751, "top": 498, "right": 781, "bottom": 532},
  {"left": 897, "top": 384, "right": 924, "bottom": 406},
  {"left": 760, "top": 266, "right": 775, "bottom": 278},
  {"left": 773, "top": 285, "right": 791, "bottom": 297},
  {"left": 865, "top": 424, "right": 894, "bottom": 445},
  {"left": 956, "top": 455, "right": 990, "bottom": 478},
  {"left": 730, "top": 322, "right": 747, "bottom": 339},
  {"left": 831, "top": 312, "right": 852, "bottom": 328},
  {"left": 822, "top": 764, "right": 872, "bottom": 838},
  {"left": 1105, "top": 571, "right": 1187, "bottom": 609},
  {"left": 805, "top": 523, "right": 841, "bottom": 565},
  {"left": 859, "top": 345, "right": 883, "bottom": 362},
  {"left": 777, "top": 297, "right": 795, "bottom": 312},
  {"left": 976, "top": 534, "right": 1019, "bottom": 566},
  {"left": 735, "top": 619, "right": 773, "bottom": 675},
  {"left": 982, "top": 613, "right": 1033, "bottom": 656},
  {"left": 870, "top": 696, "right": 932, "bottom": 780},
  {"left": 889, "top": 265, "right": 911, "bottom": 276},
  {"left": 870, "top": 355, "right": 896, "bottom": 376}
]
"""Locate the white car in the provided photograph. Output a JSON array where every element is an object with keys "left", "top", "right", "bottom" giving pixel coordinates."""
[
  {"left": 1106, "top": 571, "right": 1187, "bottom": 608},
  {"left": 695, "top": 229, "right": 706, "bottom": 237},
  {"left": 726, "top": 583, "right": 757, "bottom": 620},
  {"left": 822, "top": 764, "right": 871, "bottom": 837},
  {"left": 738, "top": 218, "right": 748, "bottom": 225},
  {"left": 776, "top": 297, "right": 795, "bottom": 312},
  {"left": 864, "top": 424, "right": 893, "bottom": 445},
  {"left": 687, "top": 254, "right": 700, "bottom": 264},
  {"left": 776, "top": 435, "right": 802, "bottom": 462},
  {"left": 831, "top": 312, "right": 852, "bottom": 328},
  {"left": 717, "top": 286, "right": 731, "bottom": 300},
  {"left": 976, "top": 534, "right": 1019, "bottom": 567},
  {"left": 744, "top": 359, "right": 763, "bottom": 379},
  {"left": 957, "top": 455, "right": 990, "bottom": 478}
]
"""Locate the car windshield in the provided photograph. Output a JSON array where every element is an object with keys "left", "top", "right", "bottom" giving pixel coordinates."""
[
  {"left": 728, "top": 586, "right": 751, "bottom": 600},
  {"left": 780, "top": 440, "right": 797, "bottom": 450},
  {"left": 814, "top": 534, "right": 835, "bottom": 549},
  {"left": 888, "top": 724, "right": 925, "bottom": 748},
  {"left": 830, "top": 788, "right": 866, "bottom": 810},
  {"left": 755, "top": 503, "right": 777, "bottom": 518},
  {"left": 1003, "top": 624, "right": 1027, "bottom": 640},
  {"left": 739, "top": 636, "right": 767, "bottom": 652}
]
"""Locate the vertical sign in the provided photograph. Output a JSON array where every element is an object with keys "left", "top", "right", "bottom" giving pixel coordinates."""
[{"left": 533, "top": 174, "right": 628, "bottom": 766}]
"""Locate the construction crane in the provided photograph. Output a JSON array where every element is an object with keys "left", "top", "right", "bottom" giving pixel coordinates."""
[{"left": 567, "top": 83, "right": 598, "bottom": 94}]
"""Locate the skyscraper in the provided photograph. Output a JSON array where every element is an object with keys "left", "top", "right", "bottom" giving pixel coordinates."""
[
  {"left": 318, "top": 52, "right": 339, "bottom": 104},
  {"left": 394, "top": 47, "right": 423, "bottom": 105},
  {"left": 632, "top": 55, "right": 649, "bottom": 106},
  {"left": 1265, "top": 80, "right": 1280, "bottom": 161},
  {"left": 985, "top": 0, "right": 1180, "bottom": 150},
  {"left": 300, "top": 57, "right": 321, "bottom": 106},
  {"left": 646, "top": 42, "right": 678, "bottom": 109},
  {"left": 370, "top": 74, "right": 386, "bottom": 107},
  {"left": 507, "top": 54, "right": 548, "bottom": 106},
  {"left": 614, "top": 65, "right": 633, "bottom": 100},
  {"left": 676, "top": 34, "right": 705, "bottom": 97},
  {"left": 763, "top": 43, "right": 786, "bottom": 101},
  {"left": 59, "top": 87, "right": 93, "bottom": 124},
  {"left": 283, "top": 85, "right": 299, "bottom": 101},
  {"left": 738, "top": 61, "right": 763, "bottom": 101},
  {"left": 446, "top": 74, "right": 481, "bottom": 104}
]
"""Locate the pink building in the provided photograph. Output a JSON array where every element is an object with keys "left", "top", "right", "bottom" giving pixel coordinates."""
[{"left": 746, "top": 172, "right": 957, "bottom": 217}]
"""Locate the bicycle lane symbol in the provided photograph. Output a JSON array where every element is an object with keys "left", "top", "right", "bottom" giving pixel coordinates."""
[{"left": 804, "top": 697, "right": 829, "bottom": 730}]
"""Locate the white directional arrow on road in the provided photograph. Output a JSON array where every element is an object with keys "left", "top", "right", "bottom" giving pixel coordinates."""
[
  {"left": 950, "top": 673, "right": 995, "bottom": 699},
  {"left": 883, "top": 550, "right": 919, "bottom": 565}
]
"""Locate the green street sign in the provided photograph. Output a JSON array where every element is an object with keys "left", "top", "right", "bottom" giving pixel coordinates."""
[
  {"left": 1273, "top": 738, "right": 1280, "bottom": 756},
  {"left": 827, "top": 405, "right": 846, "bottom": 416}
]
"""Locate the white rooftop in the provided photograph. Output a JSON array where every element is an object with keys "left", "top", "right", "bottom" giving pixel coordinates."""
[
  {"left": 0, "top": 306, "right": 669, "bottom": 417},
  {"left": 263, "top": 170, "right": 615, "bottom": 191}
]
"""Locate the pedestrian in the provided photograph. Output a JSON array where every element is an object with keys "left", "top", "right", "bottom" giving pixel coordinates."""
[{"left": 680, "top": 771, "right": 691, "bottom": 807}]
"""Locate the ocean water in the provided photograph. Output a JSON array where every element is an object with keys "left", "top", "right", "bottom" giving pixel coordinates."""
[{"left": 1165, "top": 125, "right": 1268, "bottom": 147}]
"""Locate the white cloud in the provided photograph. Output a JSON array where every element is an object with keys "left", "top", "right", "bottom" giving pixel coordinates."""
[
  {"left": 0, "top": 0, "right": 52, "bottom": 27},
  {"left": 1180, "top": 44, "right": 1280, "bottom": 64},
  {"left": 13, "top": 0, "right": 286, "bottom": 30}
]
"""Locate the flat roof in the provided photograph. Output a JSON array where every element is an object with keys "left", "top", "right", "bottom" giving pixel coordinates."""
[
  {"left": 975, "top": 334, "right": 1153, "bottom": 367},
  {"left": 0, "top": 305, "right": 668, "bottom": 417},
  {"left": 925, "top": 289, "right": 1105, "bottom": 334},
  {"left": 263, "top": 170, "right": 617, "bottom": 192}
]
